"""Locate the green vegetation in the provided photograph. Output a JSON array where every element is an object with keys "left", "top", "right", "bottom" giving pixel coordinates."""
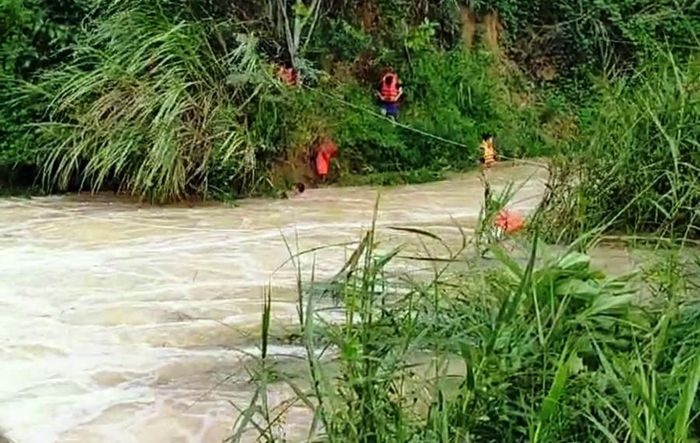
[
  {"left": 1, "top": 0, "right": 94, "bottom": 188},
  {"left": 2, "top": 0, "right": 546, "bottom": 201},
  {"left": 31, "top": 2, "right": 279, "bottom": 201},
  {"left": 540, "top": 53, "right": 700, "bottom": 242},
  {"left": 2, "top": 0, "right": 697, "bottom": 234},
  {"left": 234, "top": 209, "right": 700, "bottom": 442},
  {"left": 2, "top": 1, "right": 698, "bottom": 440}
]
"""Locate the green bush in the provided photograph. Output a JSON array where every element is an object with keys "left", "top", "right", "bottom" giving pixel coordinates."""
[
  {"left": 0, "top": 0, "right": 95, "bottom": 184},
  {"left": 267, "top": 47, "right": 550, "bottom": 178},
  {"left": 480, "top": 0, "right": 700, "bottom": 95},
  {"left": 541, "top": 52, "right": 700, "bottom": 241},
  {"left": 26, "top": 1, "right": 286, "bottom": 202}
]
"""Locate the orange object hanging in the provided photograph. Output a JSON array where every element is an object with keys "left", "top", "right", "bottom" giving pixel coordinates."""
[
  {"left": 278, "top": 65, "right": 298, "bottom": 86},
  {"left": 315, "top": 138, "right": 338, "bottom": 177},
  {"left": 494, "top": 209, "right": 525, "bottom": 234}
]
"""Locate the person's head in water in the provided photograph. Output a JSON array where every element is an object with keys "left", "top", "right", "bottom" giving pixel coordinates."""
[{"left": 294, "top": 182, "right": 305, "bottom": 194}]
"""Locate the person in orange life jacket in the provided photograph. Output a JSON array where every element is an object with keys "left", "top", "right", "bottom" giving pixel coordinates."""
[
  {"left": 479, "top": 133, "right": 498, "bottom": 169},
  {"left": 277, "top": 63, "right": 299, "bottom": 87},
  {"left": 315, "top": 136, "right": 338, "bottom": 181},
  {"left": 481, "top": 175, "right": 525, "bottom": 252},
  {"left": 493, "top": 209, "right": 525, "bottom": 239},
  {"left": 376, "top": 71, "right": 403, "bottom": 119}
]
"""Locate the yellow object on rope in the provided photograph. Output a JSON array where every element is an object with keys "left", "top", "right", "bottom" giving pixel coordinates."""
[{"left": 302, "top": 84, "right": 547, "bottom": 169}]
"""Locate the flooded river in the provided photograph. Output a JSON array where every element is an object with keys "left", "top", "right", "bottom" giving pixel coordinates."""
[{"left": 0, "top": 162, "right": 637, "bottom": 442}]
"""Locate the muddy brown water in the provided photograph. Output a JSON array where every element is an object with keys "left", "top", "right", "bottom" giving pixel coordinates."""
[{"left": 0, "top": 162, "right": 640, "bottom": 442}]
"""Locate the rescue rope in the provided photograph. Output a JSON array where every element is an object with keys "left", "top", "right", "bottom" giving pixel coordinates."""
[{"left": 301, "top": 84, "right": 548, "bottom": 169}]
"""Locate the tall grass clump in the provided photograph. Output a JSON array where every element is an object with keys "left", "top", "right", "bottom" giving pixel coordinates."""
[
  {"left": 232, "top": 207, "right": 700, "bottom": 442},
  {"left": 28, "top": 0, "right": 281, "bottom": 202},
  {"left": 540, "top": 50, "right": 700, "bottom": 242},
  {"left": 252, "top": 13, "right": 562, "bottom": 189}
]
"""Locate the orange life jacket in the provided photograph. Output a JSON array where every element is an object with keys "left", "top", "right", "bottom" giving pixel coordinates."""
[
  {"left": 481, "top": 140, "right": 496, "bottom": 166},
  {"left": 494, "top": 210, "right": 525, "bottom": 234},
  {"left": 278, "top": 66, "right": 298, "bottom": 86},
  {"left": 315, "top": 139, "right": 338, "bottom": 176},
  {"left": 378, "top": 73, "right": 400, "bottom": 102}
]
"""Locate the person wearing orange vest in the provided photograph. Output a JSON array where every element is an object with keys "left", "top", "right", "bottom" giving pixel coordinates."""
[
  {"left": 493, "top": 209, "right": 525, "bottom": 239},
  {"left": 315, "top": 136, "right": 338, "bottom": 181},
  {"left": 479, "top": 133, "right": 498, "bottom": 169},
  {"left": 278, "top": 63, "right": 299, "bottom": 86},
  {"left": 376, "top": 71, "right": 403, "bottom": 119},
  {"left": 481, "top": 173, "right": 524, "bottom": 249}
]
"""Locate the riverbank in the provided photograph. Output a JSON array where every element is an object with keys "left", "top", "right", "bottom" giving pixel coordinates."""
[
  {"left": 0, "top": 160, "right": 523, "bottom": 203},
  {"left": 3, "top": 0, "right": 697, "bottom": 238}
]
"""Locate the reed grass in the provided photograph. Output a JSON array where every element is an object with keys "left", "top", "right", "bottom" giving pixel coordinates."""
[
  {"left": 231, "top": 193, "right": 700, "bottom": 442},
  {"left": 540, "top": 50, "right": 700, "bottom": 242},
  {"left": 26, "top": 1, "right": 278, "bottom": 202}
]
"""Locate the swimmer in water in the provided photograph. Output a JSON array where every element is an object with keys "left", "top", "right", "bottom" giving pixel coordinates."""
[{"left": 282, "top": 182, "right": 306, "bottom": 199}]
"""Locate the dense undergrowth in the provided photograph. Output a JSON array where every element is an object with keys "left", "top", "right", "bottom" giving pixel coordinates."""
[
  {"left": 6, "top": 2, "right": 557, "bottom": 202},
  {"left": 2, "top": 1, "right": 698, "bottom": 224},
  {"left": 0, "top": 0, "right": 537, "bottom": 199},
  {"left": 233, "top": 205, "right": 700, "bottom": 442},
  {"left": 539, "top": 53, "right": 700, "bottom": 242}
]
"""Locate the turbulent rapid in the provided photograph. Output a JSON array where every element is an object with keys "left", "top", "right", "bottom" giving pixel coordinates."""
[{"left": 0, "top": 163, "right": 636, "bottom": 442}]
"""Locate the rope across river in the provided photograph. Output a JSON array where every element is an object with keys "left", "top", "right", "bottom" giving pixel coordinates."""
[{"left": 302, "top": 83, "right": 548, "bottom": 169}]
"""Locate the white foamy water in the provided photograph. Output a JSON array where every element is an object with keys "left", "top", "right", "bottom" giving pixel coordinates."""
[{"left": 0, "top": 163, "right": 558, "bottom": 442}]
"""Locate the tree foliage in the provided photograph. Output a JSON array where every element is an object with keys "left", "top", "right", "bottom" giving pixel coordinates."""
[
  {"left": 1, "top": 0, "right": 698, "bottom": 220},
  {"left": 1, "top": 0, "right": 97, "bottom": 188}
]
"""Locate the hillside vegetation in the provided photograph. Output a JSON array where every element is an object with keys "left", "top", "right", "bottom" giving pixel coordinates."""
[
  {"left": 1, "top": 0, "right": 698, "bottom": 236},
  {"left": 2, "top": 3, "right": 698, "bottom": 442}
]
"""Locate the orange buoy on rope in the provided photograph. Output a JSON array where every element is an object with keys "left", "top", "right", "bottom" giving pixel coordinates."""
[{"left": 494, "top": 209, "right": 525, "bottom": 235}]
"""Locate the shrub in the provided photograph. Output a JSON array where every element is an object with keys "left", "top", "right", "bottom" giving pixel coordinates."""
[
  {"left": 0, "top": 0, "right": 95, "bottom": 185},
  {"left": 232, "top": 218, "right": 700, "bottom": 442},
  {"left": 540, "top": 51, "right": 700, "bottom": 241},
  {"left": 25, "top": 1, "right": 286, "bottom": 202}
]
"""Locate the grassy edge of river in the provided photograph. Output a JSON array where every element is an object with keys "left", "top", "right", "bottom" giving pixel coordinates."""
[
  {"left": 230, "top": 196, "right": 700, "bottom": 442},
  {"left": 0, "top": 163, "right": 484, "bottom": 204}
]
